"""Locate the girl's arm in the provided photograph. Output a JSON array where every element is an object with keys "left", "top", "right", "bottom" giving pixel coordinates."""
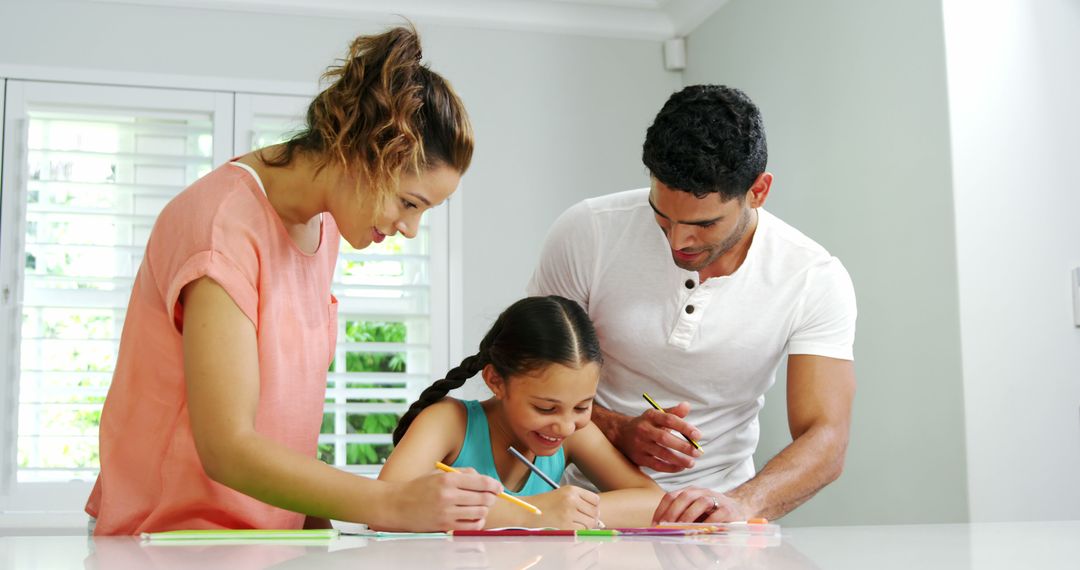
[
  {"left": 564, "top": 422, "right": 665, "bottom": 527},
  {"left": 381, "top": 402, "right": 599, "bottom": 530},
  {"left": 182, "top": 277, "right": 500, "bottom": 531},
  {"left": 377, "top": 399, "right": 467, "bottom": 482}
]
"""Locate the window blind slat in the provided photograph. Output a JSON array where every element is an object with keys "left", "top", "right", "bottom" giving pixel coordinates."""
[
  {"left": 26, "top": 242, "right": 146, "bottom": 254},
  {"left": 26, "top": 206, "right": 158, "bottom": 222},
  {"left": 336, "top": 342, "right": 427, "bottom": 352},
  {"left": 324, "top": 388, "right": 410, "bottom": 401},
  {"left": 327, "top": 372, "right": 427, "bottom": 385},
  {"left": 331, "top": 284, "right": 428, "bottom": 292},
  {"left": 30, "top": 117, "right": 212, "bottom": 136},
  {"left": 318, "top": 434, "right": 393, "bottom": 445},
  {"left": 334, "top": 310, "right": 431, "bottom": 320},
  {"left": 23, "top": 288, "right": 132, "bottom": 310},
  {"left": 323, "top": 403, "right": 406, "bottom": 414},
  {"left": 29, "top": 148, "right": 213, "bottom": 164},
  {"left": 29, "top": 179, "right": 185, "bottom": 198},
  {"left": 26, "top": 275, "right": 134, "bottom": 288}
]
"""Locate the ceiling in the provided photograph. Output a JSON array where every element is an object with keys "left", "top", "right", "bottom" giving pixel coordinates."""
[{"left": 89, "top": 0, "right": 731, "bottom": 40}]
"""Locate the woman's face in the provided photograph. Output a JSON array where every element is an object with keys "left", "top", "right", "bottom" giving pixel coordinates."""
[
  {"left": 334, "top": 164, "right": 461, "bottom": 250},
  {"left": 488, "top": 362, "right": 601, "bottom": 457}
]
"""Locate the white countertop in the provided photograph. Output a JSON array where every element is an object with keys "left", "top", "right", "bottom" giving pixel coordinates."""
[{"left": 2, "top": 521, "right": 1078, "bottom": 569}]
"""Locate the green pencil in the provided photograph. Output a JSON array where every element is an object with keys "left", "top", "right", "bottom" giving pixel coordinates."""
[
  {"left": 141, "top": 528, "right": 340, "bottom": 542},
  {"left": 575, "top": 529, "right": 618, "bottom": 536}
]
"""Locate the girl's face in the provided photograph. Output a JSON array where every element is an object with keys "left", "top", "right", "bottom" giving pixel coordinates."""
[
  {"left": 332, "top": 164, "right": 460, "bottom": 250},
  {"left": 486, "top": 362, "right": 601, "bottom": 457}
]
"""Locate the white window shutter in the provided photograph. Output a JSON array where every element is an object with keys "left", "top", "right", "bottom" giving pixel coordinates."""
[{"left": 0, "top": 80, "right": 232, "bottom": 509}]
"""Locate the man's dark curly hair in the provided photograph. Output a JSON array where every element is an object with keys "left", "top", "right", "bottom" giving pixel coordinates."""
[{"left": 643, "top": 85, "right": 767, "bottom": 201}]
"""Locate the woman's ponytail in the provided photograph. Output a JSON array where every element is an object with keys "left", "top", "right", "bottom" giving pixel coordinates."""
[{"left": 260, "top": 24, "right": 472, "bottom": 221}]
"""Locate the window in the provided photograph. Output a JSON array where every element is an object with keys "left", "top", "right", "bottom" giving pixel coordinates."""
[
  {"left": 0, "top": 79, "right": 456, "bottom": 516},
  {"left": 0, "top": 80, "right": 233, "bottom": 511}
]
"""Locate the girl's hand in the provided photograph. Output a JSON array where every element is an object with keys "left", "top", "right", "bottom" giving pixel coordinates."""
[
  {"left": 529, "top": 486, "right": 601, "bottom": 530},
  {"left": 385, "top": 468, "right": 502, "bottom": 531}
]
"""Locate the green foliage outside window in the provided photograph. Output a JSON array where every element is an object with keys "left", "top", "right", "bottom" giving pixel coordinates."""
[{"left": 319, "top": 320, "right": 408, "bottom": 466}]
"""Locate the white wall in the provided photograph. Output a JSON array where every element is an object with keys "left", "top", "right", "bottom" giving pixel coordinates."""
[
  {"left": 684, "top": 0, "right": 970, "bottom": 525},
  {"left": 0, "top": 0, "right": 681, "bottom": 381},
  {"left": 943, "top": 0, "right": 1080, "bottom": 522}
]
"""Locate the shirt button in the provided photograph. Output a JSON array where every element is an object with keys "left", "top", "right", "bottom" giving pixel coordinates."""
[
  {"left": 685, "top": 305, "right": 695, "bottom": 314},
  {"left": 685, "top": 279, "right": 694, "bottom": 289}
]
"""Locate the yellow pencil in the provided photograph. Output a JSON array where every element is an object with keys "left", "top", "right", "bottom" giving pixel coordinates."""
[
  {"left": 642, "top": 392, "right": 703, "bottom": 451},
  {"left": 434, "top": 462, "right": 543, "bottom": 515}
]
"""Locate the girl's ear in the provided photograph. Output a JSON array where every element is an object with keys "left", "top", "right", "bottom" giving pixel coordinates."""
[{"left": 481, "top": 364, "right": 506, "bottom": 399}]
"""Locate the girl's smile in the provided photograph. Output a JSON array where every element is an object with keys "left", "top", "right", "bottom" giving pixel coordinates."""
[{"left": 532, "top": 431, "right": 565, "bottom": 449}]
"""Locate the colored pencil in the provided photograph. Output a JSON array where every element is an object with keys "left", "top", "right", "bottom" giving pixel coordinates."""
[
  {"left": 449, "top": 527, "right": 723, "bottom": 537},
  {"left": 507, "top": 446, "right": 561, "bottom": 490},
  {"left": 506, "top": 446, "right": 606, "bottom": 529},
  {"left": 642, "top": 392, "right": 703, "bottom": 451},
  {"left": 451, "top": 529, "right": 576, "bottom": 536},
  {"left": 435, "top": 462, "right": 543, "bottom": 515},
  {"left": 141, "top": 529, "right": 339, "bottom": 542}
]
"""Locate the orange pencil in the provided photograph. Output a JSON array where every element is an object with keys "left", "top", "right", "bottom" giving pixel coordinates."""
[{"left": 435, "top": 462, "right": 542, "bottom": 515}]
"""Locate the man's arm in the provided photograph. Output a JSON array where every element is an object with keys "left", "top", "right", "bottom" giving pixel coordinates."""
[
  {"left": 728, "top": 354, "right": 854, "bottom": 519},
  {"left": 653, "top": 354, "right": 854, "bottom": 522},
  {"left": 589, "top": 403, "right": 628, "bottom": 444}
]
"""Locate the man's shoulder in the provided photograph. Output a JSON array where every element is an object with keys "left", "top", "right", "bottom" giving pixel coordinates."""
[
  {"left": 582, "top": 187, "right": 650, "bottom": 212},
  {"left": 550, "top": 188, "right": 651, "bottom": 234},
  {"left": 563, "top": 188, "right": 651, "bottom": 228},
  {"left": 758, "top": 209, "right": 835, "bottom": 262}
]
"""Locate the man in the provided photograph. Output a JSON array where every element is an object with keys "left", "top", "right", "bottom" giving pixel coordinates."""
[{"left": 527, "top": 85, "right": 856, "bottom": 523}]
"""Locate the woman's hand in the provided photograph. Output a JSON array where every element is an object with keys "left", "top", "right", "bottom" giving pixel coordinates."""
[
  {"left": 384, "top": 468, "right": 502, "bottom": 531},
  {"left": 528, "top": 486, "right": 601, "bottom": 530}
]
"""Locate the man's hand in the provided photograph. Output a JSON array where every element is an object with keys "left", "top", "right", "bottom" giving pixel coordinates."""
[
  {"left": 611, "top": 402, "right": 703, "bottom": 473},
  {"left": 651, "top": 486, "right": 748, "bottom": 524}
]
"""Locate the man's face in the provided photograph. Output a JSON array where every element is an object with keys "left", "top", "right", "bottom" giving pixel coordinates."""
[{"left": 648, "top": 179, "right": 754, "bottom": 272}]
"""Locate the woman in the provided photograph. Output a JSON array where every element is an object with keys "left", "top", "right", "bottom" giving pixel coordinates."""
[{"left": 85, "top": 25, "right": 501, "bottom": 535}]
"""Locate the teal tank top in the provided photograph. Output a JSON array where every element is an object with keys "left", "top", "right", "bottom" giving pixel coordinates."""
[{"left": 451, "top": 399, "right": 565, "bottom": 496}]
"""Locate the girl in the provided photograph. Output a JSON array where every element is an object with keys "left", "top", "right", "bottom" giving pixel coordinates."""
[
  {"left": 85, "top": 26, "right": 502, "bottom": 535},
  {"left": 379, "top": 296, "right": 664, "bottom": 530}
]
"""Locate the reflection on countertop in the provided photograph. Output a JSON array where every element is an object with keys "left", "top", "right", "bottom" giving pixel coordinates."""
[{"left": 2, "top": 521, "right": 1078, "bottom": 569}]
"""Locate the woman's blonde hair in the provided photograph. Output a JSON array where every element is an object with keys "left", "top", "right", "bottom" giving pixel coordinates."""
[{"left": 261, "top": 25, "right": 473, "bottom": 217}]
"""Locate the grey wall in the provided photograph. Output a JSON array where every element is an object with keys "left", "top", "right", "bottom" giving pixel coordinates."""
[
  {"left": 943, "top": 0, "right": 1080, "bottom": 522},
  {"left": 18, "top": 0, "right": 1061, "bottom": 528},
  {"left": 685, "top": 0, "right": 969, "bottom": 525},
  {"left": 0, "top": 0, "right": 680, "bottom": 376}
]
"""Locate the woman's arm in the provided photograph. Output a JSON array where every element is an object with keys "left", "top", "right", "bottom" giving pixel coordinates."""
[
  {"left": 181, "top": 277, "right": 500, "bottom": 531},
  {"left": 564, "top": 422, "right": 665, "bottom": 527}
]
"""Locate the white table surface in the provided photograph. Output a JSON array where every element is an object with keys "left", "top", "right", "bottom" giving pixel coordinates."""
[{"left": 2, "top": 521, "right": 1078, "bottom": 569}]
